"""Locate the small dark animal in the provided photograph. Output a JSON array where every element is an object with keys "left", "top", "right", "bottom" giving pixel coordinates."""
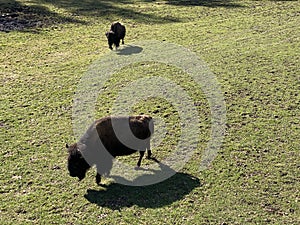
[
  {"left": 66, "top": 115, "right": 154, "bottom": 185},
  {"left": 105, "top": 22, "right": 126, "bottom": 50}
]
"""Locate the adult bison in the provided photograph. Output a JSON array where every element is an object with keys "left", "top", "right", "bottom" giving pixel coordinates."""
[
  {"left": 66, "top": 115, "right": 154, "bottom": 185},
  {"left": 105, "top": 22, "right": 126, "bottom": 50}
]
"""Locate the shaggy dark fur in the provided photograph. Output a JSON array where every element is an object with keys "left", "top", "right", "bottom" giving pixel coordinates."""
[
  {"left": 66, "top": 115, "right": 154, "bottom": 185},
  {"left": 66, "top": 143, "right": 90, "bottom": 181},
  {"left": 105, "top": 22, "right": 126, "bottom": 50}
]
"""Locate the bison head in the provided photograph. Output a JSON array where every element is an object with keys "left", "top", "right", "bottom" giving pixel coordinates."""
[
  {"left": 105, "top": 31, "right": 115, "bottom": 50},
  {"left": 66, "top": 143, "right": 90, "bottom": 181}
]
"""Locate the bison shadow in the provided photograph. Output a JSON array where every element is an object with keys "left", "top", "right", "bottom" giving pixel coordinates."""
[
  {"left": 0, "top": 0, "right": 86, "bottom": 33},
  {"left": 116, "top": 45, "right": 143, "bottom": 55},
  {"left": 166, "top": 0, "right": 244, "bottom": 8},
  {"left": 84, "top": 170, "right": 200, "bottom": 210},
  {"left": 30, "top": 0, "right": 181, "bottom": 24}
]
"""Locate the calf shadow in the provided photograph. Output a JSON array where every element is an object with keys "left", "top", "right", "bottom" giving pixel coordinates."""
[{"left": 84, "top": 170, "right": 200, "bottom": 210}]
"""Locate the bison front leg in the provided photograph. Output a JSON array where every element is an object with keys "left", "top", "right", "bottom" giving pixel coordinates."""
[
  {"left": 96, "top": 173, "right": 101, "bottom": 185},
  {"left": 146, "top": 149, "right": 159, "bottom": 163},
  {"left": 137, "top": 151, "right": 145, "bottom": 167},
  {"left": 115, "top": 38, "right": 121, "bottom": 49}
]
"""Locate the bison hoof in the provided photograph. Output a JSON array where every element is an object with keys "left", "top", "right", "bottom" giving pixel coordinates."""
[
  {"left": 148, "top": 156, "right": 160, "bottom": 163},
  {"left": 134, "top": 166, "right": 141, "bottom": 170},
  {"left": 146, "top": 154, "right": 152, "bottom": 160}
]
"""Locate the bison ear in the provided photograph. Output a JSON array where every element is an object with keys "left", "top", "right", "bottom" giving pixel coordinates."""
[{"left": 66, "top": 143, "right": 69, "bottom": 149}]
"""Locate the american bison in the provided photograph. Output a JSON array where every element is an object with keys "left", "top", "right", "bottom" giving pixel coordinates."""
[
  {"left": 66, "top": 115, "right": 154, "bottom": 185},
  {"left": 105, "top": 22, "right": 126, "bottom": 50}
]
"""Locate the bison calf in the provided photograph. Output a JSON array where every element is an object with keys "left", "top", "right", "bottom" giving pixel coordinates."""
[
  {"left": 66, "top": 115, "right": 154, "bottom": 185},
  {"left": 105, "top": 22, "right": 126, "bottom": 50}
]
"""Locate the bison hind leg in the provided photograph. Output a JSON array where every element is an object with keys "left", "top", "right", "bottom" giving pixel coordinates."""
[{"left": 146, "top": 150, "right": 152, "bottom": 159}]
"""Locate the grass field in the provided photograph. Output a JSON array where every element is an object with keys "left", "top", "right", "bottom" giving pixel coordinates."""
[{"left": 1, "top": 0, "right": 299, "bottom": 224}]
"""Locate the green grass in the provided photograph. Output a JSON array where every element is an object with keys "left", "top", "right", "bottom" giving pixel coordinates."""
[{"left": 1, "top": 0, "right": 299, "bottom": 224}]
